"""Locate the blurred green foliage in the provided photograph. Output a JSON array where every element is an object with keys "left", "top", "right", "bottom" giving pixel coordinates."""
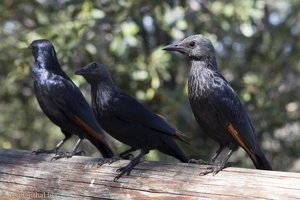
[{"left": 1, "top": 0, "right": 300, "bottom": 172}]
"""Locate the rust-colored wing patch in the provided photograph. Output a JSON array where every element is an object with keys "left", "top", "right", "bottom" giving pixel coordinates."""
[
  {"left": 73, "top": 116, "right": 106, "bottom": 145},
  {"left": 227, "top": 122, "right": 257, "bottom": 162}
]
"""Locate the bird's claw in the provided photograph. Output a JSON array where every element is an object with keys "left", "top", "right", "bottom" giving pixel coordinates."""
[
  {"left": 97, "top": 159, "right": 107, "bottom": 167},
  {"left": 97, "top": 152, "right": 134, "bottom": 168},
  {"left": 50, "top": 151, "right": 84, "bottom": 161},
  {"left": 116, "top": 166, "right": 126, "bottom": 172},
  {"left": 113, "top": 168, "right": 126, "bottom": 182},
  {"left": 32, "top": 148, "right": 57, "bottom": 155},
  {"left": 51, "top": 152, "right": 67, "bottom": 161},
  {"left": 199, "top": 162, "right": 232, "bottom": 176},
  {"left": 188, "top": 158, "right": 215, "bottom": 165},
  {"left": 114, "top": 165, "right": 133, "bottom": 182},
  {"left": 51, "top": 154, "right": 62, "bottom": 161},
  {"left": 114, "top": 174, "right": 123, "bottom": 182},
  {"left": 97, "top": 156, "right": 121, "bottom": 167},
  {"left": 199, "top": 166, "right": 216, "bottom": 176}
]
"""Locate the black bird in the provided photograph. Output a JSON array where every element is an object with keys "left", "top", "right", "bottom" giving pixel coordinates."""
[
  {"left": 75, "top": 62, "right": 189, "bottom": 181},
  {"left": 29, "top": 39, "right": 114, "bottom": 160},
  {"left": 163, "top": 35, "right": 272, "bottom": 175}
]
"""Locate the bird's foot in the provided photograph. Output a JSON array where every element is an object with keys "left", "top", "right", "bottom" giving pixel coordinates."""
[
  {"left": 31, "top": 148, "right": 57, "bottom": 155},
  {"left": 97, "top": 153, "right": 134, "bottom": 167},
  {"left": 188, "top": 158, "right": 215, "bottom": 165},
  {"left": 50, "top": 150, "right": 85, "bottom": 161},
  {"left": 113, "top": 149, "right": 145, "bottom": 181},
  {"left": 97, "top": 156, "right": 123, "bottom": 167},
  {"left": 50, "top": 152, "right": 69, "bottom": 161},
  {"left": 199, "top": 162, "right": 232, "bottom": 176},
  {"left": 114, "top": 163, "right": 135, "bottom": 182},
  {"left": 199, "top": 166, "right": 218, "bottom": 176}
]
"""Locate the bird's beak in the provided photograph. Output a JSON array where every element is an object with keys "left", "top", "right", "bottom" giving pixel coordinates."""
[
  {"left": 162, "top": 43, "right": 186, "bottom": 54},
  {"left": 75, "top": 68, "right": 87, "bottom": 76},
  {"left": 18, "top": 45, "right": 32, "bottom": 55},
  {"left": 75, "top": 62, "right": 97, "bottom": 76}
]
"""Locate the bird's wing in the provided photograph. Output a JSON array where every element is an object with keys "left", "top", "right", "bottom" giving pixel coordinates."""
[
  {"left": 210, "top": 73, "right": 258, "bottom": 160},
  {"left": 48, "top": 76, "right": 108, "bottom": 145},
  {"left": 111, "top": 92, "right": 188, "bottom": 143}
]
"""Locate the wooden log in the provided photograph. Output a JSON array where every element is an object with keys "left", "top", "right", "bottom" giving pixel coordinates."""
[{"left": 0, "top": 148, "right": 299, "bottom": 200}]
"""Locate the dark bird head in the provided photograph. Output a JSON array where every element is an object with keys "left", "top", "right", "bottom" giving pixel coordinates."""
[
  {"left": 163, "top": 35, "right": 217, "bottom": 69},
  {"left": 75, "top": 62, "right": 112, "bottom": 85},
  {"left": 28, "top": 39, "right": 59, "bottom": 64}
]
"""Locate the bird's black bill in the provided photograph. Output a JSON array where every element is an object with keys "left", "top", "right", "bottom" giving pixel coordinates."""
[
  {"left": 75, "top": 62, "right": 97, "bottom": 75},
  {"left": 75, "top": 68, "right": 86, "bottom": 75},
  {"left": 162, "top": 44, "right": 186, "bottom": 54}
]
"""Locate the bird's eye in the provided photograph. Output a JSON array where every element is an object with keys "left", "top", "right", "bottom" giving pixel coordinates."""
[{"left": 189, "top": 41, "right": 195, "bottom": 47}]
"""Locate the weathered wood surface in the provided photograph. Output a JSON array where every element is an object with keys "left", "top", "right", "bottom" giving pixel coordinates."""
[{"left": 0, "top": 149, "right": 299, "bottom": 200}]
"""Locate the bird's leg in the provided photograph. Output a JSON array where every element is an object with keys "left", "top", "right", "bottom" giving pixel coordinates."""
[
  {"left": 119, "top": 147, "right": 136, "bottom": 159},
  {"left": 97, "top": 147, "right": 137, "bottom": 166},
  {"left": 189, "top": 145, "right": 224, "bottom": 165},
  {"left": 209, "top": 145, "right": 225, "bottom": 163},
  {"left": 51, "top": 138, "right": 84, "bottom": 161},
  {"left": 200, "top": 148, "right": 234, "bottom": 176},
  {"left": 71, "top": 138, "right": 86, "bottom": 156},
  {"left": 32, "top": 135, "right": 71, "bottom": 155},
  {"left": 114, "top": 149, "right": 148, "bottom": 182}
]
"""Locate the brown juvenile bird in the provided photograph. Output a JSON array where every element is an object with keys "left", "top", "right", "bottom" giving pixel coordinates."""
[{"left": 163, "top": 35, "right": 272, "bottom": 175}]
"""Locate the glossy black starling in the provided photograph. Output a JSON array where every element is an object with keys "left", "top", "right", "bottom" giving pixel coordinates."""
[
  {"left": 75, "top": 62, "right": 189, "bottom": 181},
  {"left": 29, "top": 39, "right": 114, "bottom": 160}
]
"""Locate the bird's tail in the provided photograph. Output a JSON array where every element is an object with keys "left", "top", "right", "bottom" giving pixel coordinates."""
[
  {"left": 226, "top": 122, "right": 272, "bottom": 170},
  {"left": 251, "top": 147, "right": 272, "bottom": 170},
  {"left": 73, "top": 116, "right": 115, "bottom": 158},
  {"left": 174, "top": 131, "right": 190, "bottom": 145},
  {"left": 160, "top": 135, "right": 189, "bottom": 163},
  {"left": 86, "top": 135, "right": 114, "bottom": 158}
]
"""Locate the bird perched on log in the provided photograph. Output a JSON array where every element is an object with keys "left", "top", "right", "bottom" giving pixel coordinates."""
[
  {"left": 29, "top": 39, "right": 114, "bottom": 160},
  {"left": 75, "top": 62, "right": 189, "bottom": 181},
  {"left": 163, "top": 35, "right": 272, "bottom": 175}
]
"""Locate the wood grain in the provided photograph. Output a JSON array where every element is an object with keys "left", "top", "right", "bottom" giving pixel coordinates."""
[{"left": 0, "top": 148, "right": 299, "bottom": 199}]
